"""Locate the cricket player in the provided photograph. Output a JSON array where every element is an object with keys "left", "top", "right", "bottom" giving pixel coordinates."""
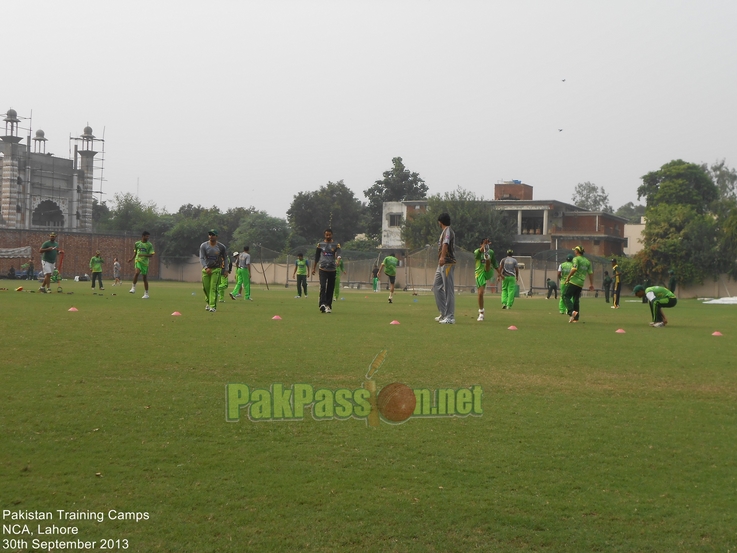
[
  {"left": 378, "top": 252, "right": 399, "bottom": 303},
  {"left": 634, "top": 284, "right": 677, "bottom": 327},
  {"left": 229, "top": 246, "right": 252, "bottom": 301},
  {"left": 292, "top": 252, "right": 309, "bottom": 298},
  {"left": 557, "top": 254, "right": 574, "bottom": 314},
  {"left": 200, "top": 229, "right": 228, "bottom": 312},
  {"left": 563, "top": 246, "right": 594, "bottom": 323},
  {"left": 334, "top": 255, "right": 346, "bottom": 301},
  {"left": 128, "top": 231, "right": 154, "bottom": 299},
  {"left": 499, "top": 250, "right": 519, "bottom": 310},
  {"left": 474, "top": 238, "right": 500, "bottom": 321},
  {"left": 38, "top": 232, "right": 60, "bottom": 293},
  {"left": 312, "top": 228, "right": 340, "bottom": 313},
  {"left": 611, "top": 258, "right": 622, "bottom": 308}
]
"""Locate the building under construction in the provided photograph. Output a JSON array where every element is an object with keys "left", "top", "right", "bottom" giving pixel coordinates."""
[{"left": 0, "top": 108, "right": 104, "bottom": 232}]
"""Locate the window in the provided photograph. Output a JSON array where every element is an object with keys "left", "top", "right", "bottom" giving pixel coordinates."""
[{"left": 389, "top": 214, "right": 402, "bottom": 227}]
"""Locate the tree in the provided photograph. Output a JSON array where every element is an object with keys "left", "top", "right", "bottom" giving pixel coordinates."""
[
  {"left": 402, "top": 188, "right": 516, "bottom": 252},
  {"left": 614, "top": 202, "right": 646, "bottom": 224},
  {"left": 231, "top": 212, "right": 293, "bottom": 253},
  {"left": 161, "top": 206, "right": 224, "bottom": 258},
  {"left": 287, "top": 180, "right": 366, "bottom": 243},
  {"left": 99, "top": 193, "right": 168, "bottom": 233},
  {"left": 571, "top": 182, "right": 613, "bottom": 212},
  {"left": 364, "top": 157, "right": 428, "bottom": 237},
  {"left": 637, "top": 160, "right": 718, "bottom": 213},
  {"left": 705, "top": 159, "right": 737, "bottom": 201},
  {"left": 91, "top": 197, "right": 111, "bottom": 231}
]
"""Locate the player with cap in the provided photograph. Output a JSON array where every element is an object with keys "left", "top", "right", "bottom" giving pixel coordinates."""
[
  {"left": 474, "top": 238, "right": 500, "bottom": 321},
  {"left": 563, "top": 245, "right": 594, "bottom": 323},
  {"left": 634, "top": 284, "right": 677, "bottom": 327},
  {"left": 378, "top": 252, "right": 398, "bottom": 303}
]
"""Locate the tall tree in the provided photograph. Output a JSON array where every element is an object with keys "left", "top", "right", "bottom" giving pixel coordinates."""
[
  {"left": 287, "top": 180, "right": 366, "bottom": 243},
  {"left": 572, "top": 182, "right": 613, "bottom": 212},
  {"left": 402, "top": 188, "right": 515, "bottom": 252},
  {"left": 705, "top": 159, "right": 737, "bottom": 201},
  {"left": 637, "top": 159, "right": 719, "bottom": 213},
  {"left": 364, "top": 157, "right": 428, "bottom": 237},
  {"left": 614, "top": 202, "right": 646, "bottom": 224}
]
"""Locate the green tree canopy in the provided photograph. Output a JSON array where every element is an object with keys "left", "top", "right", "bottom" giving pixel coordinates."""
[
  {"left": 572, "top": 181, "right": 613, "bottom": 212},
  {"left": 614, "top": 202, "right": 646, "bottom": 224},
  {"left": 287, "top": 180, "right": 366, "bottom": 243},
  {"left": 230, "top": 212, "right": 293, "bottom": 253},
  {"left": 364, "top": 157, "right": 428, "bottom": 237},
  {"left": 402, "top": 188, "right": 515, "bottom": 253},
  {"left": 638, "top": 160, "right": 719, "bottom": 213},
  {"left": 705, "top": 159, "right": 737, "bottom": 201}
]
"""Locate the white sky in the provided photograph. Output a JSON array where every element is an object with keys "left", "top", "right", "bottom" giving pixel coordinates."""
[{"left": 5, "top": 0, "right": 736, "bottom": 219}]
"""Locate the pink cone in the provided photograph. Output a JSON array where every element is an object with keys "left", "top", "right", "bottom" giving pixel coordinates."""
[
  {"left": 68, "top": 307, "right": 78, "bottom": 312},
  {"left": 507, "top": 325, "right": 517, "bottom": 330},
  {"left": 390, "top": 320, "right": 400, "bottom": 325},
  {"left": 171, "top": 312, "right": 182, "bottom": 316},
  {"left": 616, "top": 328, "right": 626, "bottom": 333},
  {"left": 272, "top": 315, "right": 282, "bottom": 320},
  {"left": 712, "top": 331, "right": 722, "bottom": 336}
]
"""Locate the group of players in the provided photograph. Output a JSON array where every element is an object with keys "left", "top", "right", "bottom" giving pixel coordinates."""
[{"left": 35, "top": 222, "right": 677, "bottom": 326}]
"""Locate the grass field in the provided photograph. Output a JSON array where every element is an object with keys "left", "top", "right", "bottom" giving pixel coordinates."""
[{"left": 1, "top": 280, "right": 736, "bottom": 552}]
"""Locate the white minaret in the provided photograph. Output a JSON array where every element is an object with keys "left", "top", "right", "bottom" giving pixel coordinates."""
[
  {"left": 0, "top": 108, "right": 23, "bottom": 228},
  {"left": 77, "top": 125, "right": 97, "bottom": 231}
]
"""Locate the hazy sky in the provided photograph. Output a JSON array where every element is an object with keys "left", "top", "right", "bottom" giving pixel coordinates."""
[{"left": 5, "top": 1, "right": 736, "bottom": 220}]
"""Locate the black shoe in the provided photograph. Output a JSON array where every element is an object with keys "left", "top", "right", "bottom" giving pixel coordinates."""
[
  {"left": 388, "top": 298, "right": 393, "bottom": 303},
  {"left": 502, "top": 305, "right": 507, "bottom": 310},
  {"left": 320, "top": 304, "right": 326, "bottom": 313}
]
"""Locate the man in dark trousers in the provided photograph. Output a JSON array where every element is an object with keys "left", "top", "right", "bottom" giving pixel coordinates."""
[
  {"left": 603, "top": 270, "right": 613, "bottom": 303},
  {"left": 312, "top": 228, "right": 340, "bottom": 313}
]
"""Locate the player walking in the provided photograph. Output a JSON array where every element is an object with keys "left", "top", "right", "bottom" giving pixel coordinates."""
[
  {"left": 563, "top": 246, "right": 595, "bottom": 323},
  {"left": 558, "top": 254, "right": 574, "bottom": 314},
  {"left": 433, "top": 213, "right": 456, "bottom": 324},
  {"left": 38, "top": 231, "right": 60, "bottom": 294},
  {"left": 292, "top": 252, "right": 309, "bottom": 298},
  {"left": 312, "top": 228, "right": 340, "bottom": 313},
  {"left": 378, "top": 252, "right": 399, "bottom": 303},
  {"left": 128, "top": 231, "right": 154, "bottom": 299},
  {"left": 229, "top": 246, "right": 252, "bottom": 301},
  {"left": 334, "top": 256, "right": 346, "bottom": 301},
  {"left": 200, "top": 229, "right": 228, "bottom": 313},
  {"left": 611, "top": 258, "right": 622, "bottom": 308},
  {"left": 90, "top": 250, "right": 105, "bottom": 291}
]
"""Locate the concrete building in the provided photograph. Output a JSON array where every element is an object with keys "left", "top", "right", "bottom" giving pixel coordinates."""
[
  {"left": 381, "top": 181, "right": 629, "bottom": 257},
  {"left": 0, "top": 108, "right": 100, "bottom": 232}
]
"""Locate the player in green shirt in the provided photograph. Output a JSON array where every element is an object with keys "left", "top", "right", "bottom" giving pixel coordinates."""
[
  {"left": 563, "top": 246, "right": 594, "bottom": 323},
  {"left": 474, "top": 238, "right": 500, "bottom": 321},
  {"left": 38, "top": 231, "right": 60, "bottom": 293},
  {"left": 634, "top": 284, "right": 677, "bottom": 327},
  {"left": 292, "top": 253, "right": 309, "bottom": 298},
  {"left": 334, "top": 256, "right": 346, "bottom": 301},
  {"left": 378, "top": 253, "right": 399, "bottom": 303},
  {"left": 557, "top": 254, "right": 573, "bottom": 314},
  {"left": 89, "top": 250, "right": 105, "bottom": 291},
  {"left": 128, "top": 231, "right": 154, "bottom": 299}
]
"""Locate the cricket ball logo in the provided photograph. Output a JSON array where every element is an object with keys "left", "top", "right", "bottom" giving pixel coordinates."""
[{"left": 364, "top": 349, "right": 416, "bottom": 427}]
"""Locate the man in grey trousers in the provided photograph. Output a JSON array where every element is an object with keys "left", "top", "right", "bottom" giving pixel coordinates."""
[{"left": 433, "top": 212, "right": 456, "bottom": 324}]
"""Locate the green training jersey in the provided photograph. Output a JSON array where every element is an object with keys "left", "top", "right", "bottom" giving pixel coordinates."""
[
  {"left": 295, "top": 258, "right": 308, "bottom": 275},
  {"left": 646, "top": 286, "right": 675, "bottom": 301},
  {"left": 474, "top": 248, "right": 496, "bottom": 278},
  {"left": 559, "top": 261, "right": 573, "bottom": 282},
  {"left": 41, "top": 240, "right": 59, "bottom": 264},
  {"left": 569, "top": 256, "right": 593, "bottom": 288},
  {"left": 134, "top": 241, "right": 154, "bottom": 267},
  {"left": 89, "top": 256, "right": 104, "bottom": 272},
  {"left": 382, "top": 256, "right": 398, "bottom": 276}
]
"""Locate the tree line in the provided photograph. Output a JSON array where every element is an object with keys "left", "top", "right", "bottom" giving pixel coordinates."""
[{"left": 92, "top": 156, "right": 737, "bottom": 285}]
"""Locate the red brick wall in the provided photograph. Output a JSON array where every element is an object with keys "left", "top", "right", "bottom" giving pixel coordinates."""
[
  {"left": 494, "top": 184, "right": 533, "bottom": 200},
  {"left": 0, "top": 229, "right": 160, "bottom": 280}
]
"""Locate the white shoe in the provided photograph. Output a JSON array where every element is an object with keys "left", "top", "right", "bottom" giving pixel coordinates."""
[
  {"left": 129, "top": 287, "right": 135, "bottom": 294},
  {"left": 206, "top": 305, "right": 211, "bottom": 311},
  {"left": 439, "top": 317, "right": 455, "bottom": 324},
  {"left": 325, "top": 306, "right": 332, "bottom": 313},
  {"left": 477, "top": 313, "right": 484, "bottom": 321},
  {"left": 653, "top": 322, "right": 665, "bottom": 328},
  {"left": 434, "top": 315, "right": 443, "bottom": 321},
  {"left": 295, "top": 295, "right": 301, "bottom": 299},
  {"left": 142, "top": 294, "right": 149, "bottom": 299}
]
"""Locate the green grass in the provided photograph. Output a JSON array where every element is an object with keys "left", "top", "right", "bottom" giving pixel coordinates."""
[{"left": 1, "top": 281, "right": 736, "bottom": 552}]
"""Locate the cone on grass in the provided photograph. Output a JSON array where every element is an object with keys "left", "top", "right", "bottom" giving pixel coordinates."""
[
  {"left": 616, "top": 328, "right": 626, "bottom": 334},
  {"left": 712, "top": 331, "right": 722, "bottom": 336},
  {"left": 171, "top": 312, "right": 182, "bottom": 316},
  {"left": 68, "top": 307, "right": 78, "bottom": 312},
  {"left": 507, "top": 325, "right": 517, "bottom": 330},
  {"left": 390, "top": 320, "right": 400, "bottom": 325},
  {"left": 272, "top": 315, "right": 282, "bottom": 320}
]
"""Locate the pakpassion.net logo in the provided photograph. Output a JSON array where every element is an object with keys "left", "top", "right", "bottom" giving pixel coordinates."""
[{"left": 225, "top": 350, "right": 483, "bottom": 427}]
